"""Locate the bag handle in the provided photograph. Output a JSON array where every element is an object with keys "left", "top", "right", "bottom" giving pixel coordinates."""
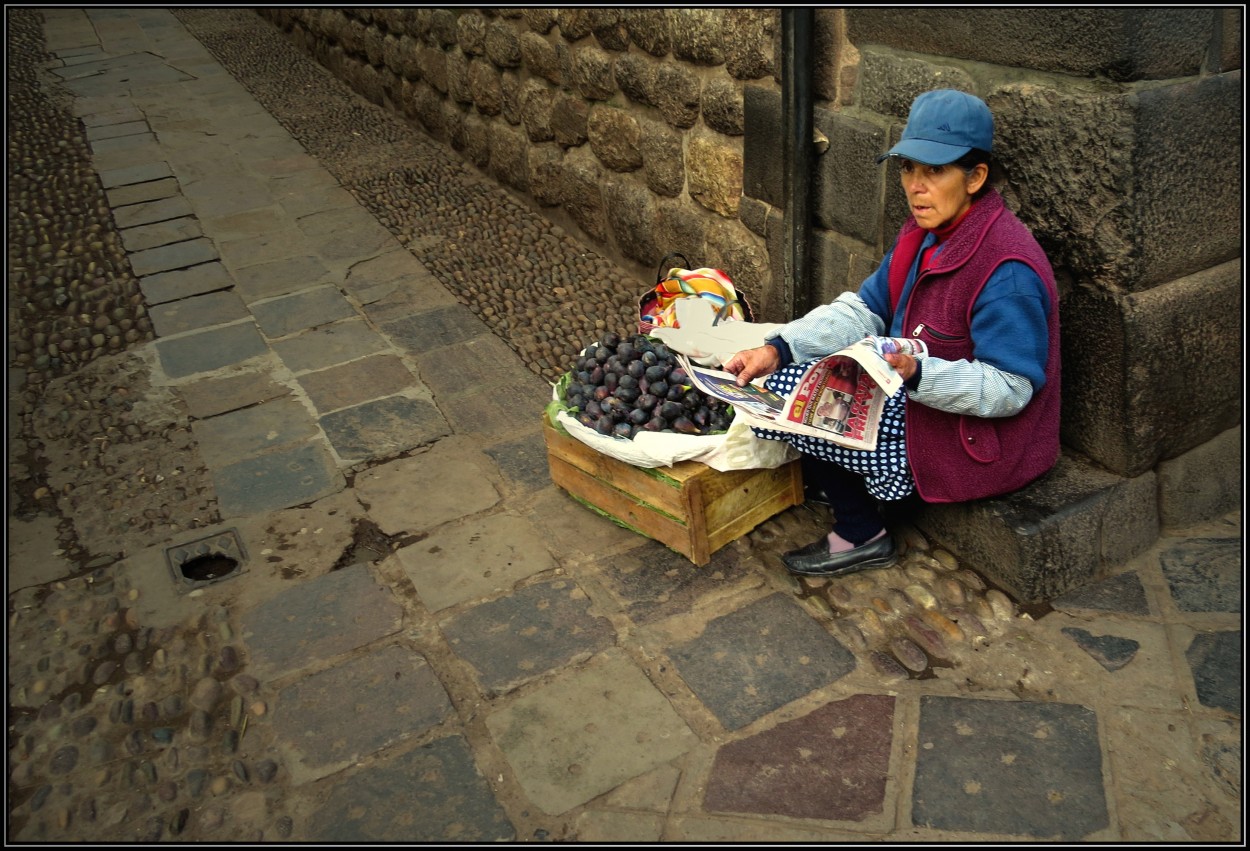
[{"left": 654, "top": 252, "right": 691, "bottom": 285}]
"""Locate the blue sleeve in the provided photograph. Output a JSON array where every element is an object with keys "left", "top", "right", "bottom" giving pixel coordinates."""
[
  {"left": 970, "top": 261, "right": 1051, "bottom": 390},
  {"left": 857, "top": 251, "right": 893, "bottom": 320}
]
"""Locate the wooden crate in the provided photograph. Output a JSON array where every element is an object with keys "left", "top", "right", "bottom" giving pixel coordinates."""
[{"left": 543, "top": 413, "right": 803, "bottom": 565}]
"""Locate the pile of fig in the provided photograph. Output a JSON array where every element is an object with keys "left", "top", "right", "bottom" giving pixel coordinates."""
[{"left": 561, "top": 332, "right": 732, "bottom": 440}]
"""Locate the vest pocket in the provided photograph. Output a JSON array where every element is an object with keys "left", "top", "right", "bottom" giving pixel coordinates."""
[{"left": 959, "top": 416, "right": 1001, "bottom": 463}]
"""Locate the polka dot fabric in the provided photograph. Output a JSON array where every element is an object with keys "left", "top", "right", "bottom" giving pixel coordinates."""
[{"left": 750, "top": 361, "right": 916, "bottom": 501}]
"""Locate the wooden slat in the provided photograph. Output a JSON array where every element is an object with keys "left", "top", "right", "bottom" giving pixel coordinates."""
[{"left": 547, "top": 453, "right": 700, "bottom": 563}]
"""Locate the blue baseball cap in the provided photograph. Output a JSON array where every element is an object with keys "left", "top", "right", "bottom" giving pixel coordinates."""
[{"left": 876, "top": 89, "right": 993, "bottom": 166}]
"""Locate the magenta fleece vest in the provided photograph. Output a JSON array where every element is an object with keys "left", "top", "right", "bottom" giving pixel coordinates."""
[{"left": 889, "top": 190, "right": 1061, "bottom": 503}]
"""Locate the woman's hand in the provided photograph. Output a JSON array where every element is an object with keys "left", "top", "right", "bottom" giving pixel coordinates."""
[
  {"left": 884, "top": 352, "right": 917, "bottom": 382},
  {"left": 723, "top": 345, "right": 781, "bottom": 387}
]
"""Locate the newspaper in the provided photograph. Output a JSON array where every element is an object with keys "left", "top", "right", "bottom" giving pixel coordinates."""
[{"left": 678, "top": 336, "right": 927, "bottom": 452}]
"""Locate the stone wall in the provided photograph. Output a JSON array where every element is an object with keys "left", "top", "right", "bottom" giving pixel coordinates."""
[
  {"left": 257, "top": 7, "right": 783, "bottom": 303},
  {"left": 257, "top": 8, "right": 1242, "bottom": 554}
]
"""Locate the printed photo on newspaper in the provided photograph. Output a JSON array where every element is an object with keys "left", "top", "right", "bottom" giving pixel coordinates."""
[{"left": 677, "top": 336, "right": 926, "bottom": 452}]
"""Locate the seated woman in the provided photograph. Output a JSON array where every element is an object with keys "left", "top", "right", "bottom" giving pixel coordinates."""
[{"left": 725, "top": 89, "right": 1060, "bottom": 577}]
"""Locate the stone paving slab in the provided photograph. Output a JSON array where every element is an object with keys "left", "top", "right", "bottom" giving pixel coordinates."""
[
  {"left": 98, "top": 159, "right": 173, "bottom": 188},
  {"left": 436, "top": 381, "right": 548, "bottom": 446},
  {"left": 80, "top": 107, "right": 147, "bottom": 129},
  {"left": 704, "top": 694, "right": 896, "bottom": 824},
  {"left": 181, "top": 174, "right": 275, "bottom": 219},
  {"left": 85, "top": 118, "right": 149, "bottom": 140},
  {"left": 250, "top": 286, "right": 357, "bottom": 339},
  {"left": 268, "top": 643, "right": 453, "bottom": 784},
  {"left": 1103, "top": 705, "right": 1236, "bottom": 840},
  {"left": 120, "top": 215, "right": 202, "bottom": 253},
  {"left": 395, "top": 512, "right": 558, "bottom": 615},
  {"left": 485, "top": 649, "right": 699, "bottom": 816},
  {"left": 304, "top": 736, "right": 515, "bottom": 842},
  {"left": 232, "top": 255, "right": 336, "bottom": 303},
  {"left": 1050, "top": 571, "right": 1152, "bottom": 615},
  {"left": 139, "top": 260, "right": 234, "bottom": 305},
  {"left": 598, "top": 542, "right": 763, "bottom": 626},
  {"left": 270, "top": 318, "right": 390, "bottom": 374},
  {"left": 319, "top": 395, "right": 450, "bottom": 462},
  {"left": 295, "top": 207, "right": 396, "bottom": 262},
  {"left": 911, "top": 695, "right": 1109, "bottom": 840},
  {"left": 191, "top": 396, "right": 320, "bottom": 467},
  {"left": 1159, "top": 537, "right": 1241, "bottom": 613},
  {"left": 239, "top": 563, "right": 404, "bottom": 681},
  {"left": 381, "top": 306, "right": 494, "bottom": 356},
  {"left": 416, "top": 333, "right": 547, "bottom": 400},
  {"left": 106, "top": 175, "right": 179, "bottom": 207},
  {"left": 1184, "top": 629, "right": 1241, "bottom": 714},
  {"left": 147, "top": 287, "right": 247, "bottom": 336},
  {"left": 153, "top": 320, "right": 268, "bottom": 378},
  {"left": 176, "top": 370, "right": 291, "bottom": 420},
  {"left": 271, "top": 171, "right": 357, "bottom": 219},
  {"left": 210, "top": 439, "right": 344, "bottom": 518},
  {"left": 667, "top": 593, "right": 857, "bottom": 732},
  {"left": 217, "top": 226, "right": 321, "bottom": 272},
  {"left": 128, "top": 235, "right": 218, "bottom": 277},
  {"left": 199, "top": 205, "right": 296, "bottom": 241},
  {"left": 296, "top": 354, "right": 416, "bottom": 414},
  {"left": 88, "top": 131, "right": 158, "bottom": 159},
  {"left": 352, "top": 439, "right": 500, "bottom": 536},
  {"left": 113, "top": 193, "right": 194, "bottom": 228},
  {"left": 440, "top": 577, "right": 615, "bottom": 696},
  {"left": 482, "top": 433, "right": 552, "bottom": 495}
]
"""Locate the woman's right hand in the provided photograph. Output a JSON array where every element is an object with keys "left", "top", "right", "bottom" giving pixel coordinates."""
[{"left": 723, "top": 345, "right": 781, "bottom": 387}]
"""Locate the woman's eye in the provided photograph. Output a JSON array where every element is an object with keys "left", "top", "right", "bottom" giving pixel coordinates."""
[{"left": 926, "top": 165, "right": 945, "bottom": 178}]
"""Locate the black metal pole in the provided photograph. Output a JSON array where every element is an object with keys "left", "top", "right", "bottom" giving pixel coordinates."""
[{"left": 781, "top": 8, "right": 814, "bottom": 320}]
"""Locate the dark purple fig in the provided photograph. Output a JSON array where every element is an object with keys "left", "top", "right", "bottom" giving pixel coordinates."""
[
  {"left": 590, "top": 365, "right": 604, "bottom": 384},
  {"left": 636, "top": 393, "right": 658, "bottom": 411},
  {"left": 628, "top": 360, "right": 646, "bottom": 379},
  {"left": 644, "top": 364, "right": 668, "bottom": 383},
  {"left": 641, "top": 350, "right": 658, "bottom": 366},
  {"left": 595, "top": 416, "right": 615, "bottom": 435},
  {"left": 629, "top": 407, "right": 650, "bottom": 425},
  {"left": 693, "top": 407, "right": 710, "bottom": 427},
  {"left": 648, "top": 380, "right": 668, "bottom": 399},
  {"left": 585, "top": 400, "right": 603, "bottom": 418},
  {"left": 666, "top": 384, "right": 685, "bottom": 402},
  {"left": 669, "top": 368, "right": 688, "bottom": 384},
  {"left": 577, "top": 412, "right": 596, "bottom": 428},
  {"left": 602, "top": 397, "right": 629, "bottom": 418},
  {"left": 602, "top": 331, "right": 621, "bottom": 349},
  {"left": 603, "top": 372, "right": 618, "bottom": 391},
  {"left": 614, "top": 386, "right": 640, "bottom": 404},
  {"left": 672, "top": 416, "right": 700, "bottom": 435},
  {"left": 618, "top": 373, "right": 638, "bottom": 390},
  {"left": 594, "top": 385, "right": 611, "bottom": 402},
  {"left": 616, "top": 342, "right": 636, "bottom": 361},
  {"left": 660, "top": 400, "right": 684, "bottom": 420},
  {"left": 595, "top": 346, "right": 611, "bottom": 363},
  {"left": 613, "top": 421, "right": 635, "bottom": 439},
  {"left": 567, "top": 393, "right": 586, "bottom": 410},
  {"left": 644, "top": 416, "right": 666, "bottom": 431}
]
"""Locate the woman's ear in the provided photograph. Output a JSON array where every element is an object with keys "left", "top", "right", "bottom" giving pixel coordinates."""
[{"left": 966, "top": 162, "right": 989, "bottom": 194}]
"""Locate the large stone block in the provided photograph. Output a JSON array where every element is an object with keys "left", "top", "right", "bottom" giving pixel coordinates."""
[
  {"left": 489, "top": 123, "right": 529, "bottom": 192},
  {"left": 1061, "top": 259, "right": 1241, "bottom": 476},
  {"left": 812, "top": 107, "right": 886, "bottom": 246},
  {"left": 847, "top": 8, "right": 1216, "bottom": 82},
  {"left": 913, "top": 453, "right": 1159, "bottom": 604},
  {"left": 605, "top": 178, "right": 659, "bottom": 266},
  {"left": 742, "top": 85, "right": 783, "bottom": 208},
  {"left": 1131, "top": 72, "right": 1242, "bottom": 287},
  {"left": 858, "top": 53, "right": 1242, "bottom": 293},
  {"left": 686, "top": 136, "right": 741, "bottom": 217},
  {"left": 808, "top": 228, "right": 879, "bottom": 308},
  {"left": 1157, "top": 427, "right": 1243, "bottom": 530}
]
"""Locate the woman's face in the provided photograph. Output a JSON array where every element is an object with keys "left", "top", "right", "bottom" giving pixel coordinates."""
[{"left": 898, "top": 159, "right": 987, "bottom": 230}]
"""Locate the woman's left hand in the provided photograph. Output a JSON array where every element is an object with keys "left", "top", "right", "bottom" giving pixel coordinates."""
[{"left": 884, "top": 352, "right": 917, "bottom": 381}]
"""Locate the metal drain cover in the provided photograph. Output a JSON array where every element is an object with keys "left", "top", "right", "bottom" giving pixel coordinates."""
[{"left": 165, "top": 528, "right": 248, "bottom": 591}]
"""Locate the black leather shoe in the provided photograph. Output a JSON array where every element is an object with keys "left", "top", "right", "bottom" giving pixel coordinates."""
[{"left": 781, "top": 533, "right": 896, "bottom": 577}]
